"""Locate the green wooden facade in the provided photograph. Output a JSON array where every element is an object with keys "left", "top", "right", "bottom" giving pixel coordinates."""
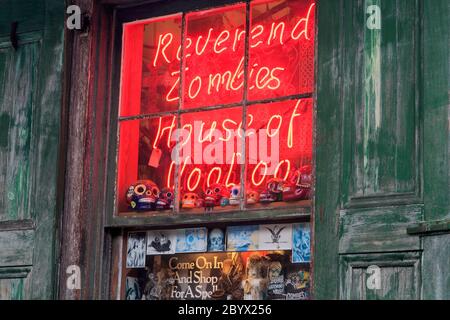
[
  {"left": 0, "top": 0, "right": 448, "bottom": 299},
  {"left": 0, "top": 0, "right": 65, "bottom": 299}
]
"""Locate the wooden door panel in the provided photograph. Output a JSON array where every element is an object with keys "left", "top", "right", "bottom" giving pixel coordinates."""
[
  {"left": 341, "top": 0, "right": 420, "bottom": 208},
  {"left": 0, "top": 267, "right": 31, "bottom": 300},
  {"left": 315, "top": 0, "right": 429, "bottom": 300},
  {"left": 0, "top": 38, "right": 40, "bottom": 222},
  {"left": 0, "top": 0, "right": 63, "bottom": 300},
  {"left": 339, "top": 204, "right": 422, "bottom": 253},
  {"left": 340, "top": 252, "right": 420, "bottom": 300}
]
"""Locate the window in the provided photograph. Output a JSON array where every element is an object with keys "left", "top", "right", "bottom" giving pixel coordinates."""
[{"left": 114, "top": 0, "right": 315, "bottom": 300}]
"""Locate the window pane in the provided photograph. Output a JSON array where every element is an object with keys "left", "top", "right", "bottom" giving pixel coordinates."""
[
  {"left": 178, "top": 108, "right": 243, "bottom": 212},
  {"left": 183, "top": 4, "right": 246, "bottom": 109},
  {"left": 248, "top": 0, "right": 315, "bottom": 101},
  {"left": 119, "top": 14, "right": 182, "bottom": 117},
  {"left": 117, "top": 116, "right": 177, "bottom": 213},
  {"left": 245, "top": 98, "right": 312, "bottom": 208}
]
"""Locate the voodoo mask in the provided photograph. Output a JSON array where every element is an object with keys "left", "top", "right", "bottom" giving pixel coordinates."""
[
  {"left": 229, "top": 185, "right": 241, "bottom": 206},
  {"left": 156, "top": 188, "right": 174, "bottom": 210},
  {"left": 126, "top": 180, "right": 160, "bottom": 211}
]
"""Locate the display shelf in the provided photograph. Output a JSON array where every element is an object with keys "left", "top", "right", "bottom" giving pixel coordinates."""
[{"left": 107, "top": 200, "right": 311, "bottom": 228}]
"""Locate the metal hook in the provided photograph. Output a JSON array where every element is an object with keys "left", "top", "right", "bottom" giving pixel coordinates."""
[{"left": 10, "top": 22, "right": 18, "bottom": 50}]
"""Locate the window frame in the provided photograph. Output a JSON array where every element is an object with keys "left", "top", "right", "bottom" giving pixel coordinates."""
[{"left": 106, "top": 0, "right": 317, "bottom": 229}]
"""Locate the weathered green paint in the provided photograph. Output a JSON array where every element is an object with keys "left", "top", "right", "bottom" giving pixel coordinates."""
[
  {"left": 422, "top": 234, "right": 450, "bottom": 300},
  {"left": 313, "top": 0, "right": 343, "bottom": 299},
  {"left": 0, "top": 278, "right": 24, "bottom": 300},
  {"left": 342, "top": 0, "right": 419, "bottom": 206},
  {"left": 340, "top": 252, "right": 420, "bottom": 300},
  {"left": 339, "top": 204, "right": 422, "bottom": 253},
  {"left": 421, "top": 0, "right": 450, "bottom": 300},
  {"left": 423, "top": 0, "right": 450, "bottom": 222},
  {"left": 0, "top": 0, "right": 64, "bottom": 300},
  {"left": 0, "top": 37, "right": 40, "bottom": 222},
  {"left": 315, "top": 0, "right": 449, "bottom": 300}
]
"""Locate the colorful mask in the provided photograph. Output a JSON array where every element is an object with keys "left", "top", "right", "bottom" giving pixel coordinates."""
[
  {"left": 204, "top": 183, "right": 228, "bottom": 207},
  {"left": 208, "top": 228, "right": 225, "bottom": 252},
  {"left": 126, "top": 180, "right": 160, "bottom": 211},
  {"left": 229, "top": 185, "right": 241, "bottom": 206},
  {"left": 246, "top": 189, "right": 260, "bottom": 205},
  {"left": 259, "top": 189, "right": 277, "bottom": 203},
  {"left": 156, "top": 188, "right": 174, "bottom": 210},
  {"left": 181, "top": 192, "right": 200, "bottom": 209}
]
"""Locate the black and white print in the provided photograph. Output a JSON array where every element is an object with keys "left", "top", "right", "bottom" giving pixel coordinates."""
[
  {"left": 146, "top": 229, "right": 177, "bottom": 255},
  {"left": 125, "top": 277, "right": 142, "bottom": 300},
  {"left": 258, "top": 224, "right": 292, "bottom": 250},
  {"left": 126, "top": 232, "right": 147, "bottom": 268}
]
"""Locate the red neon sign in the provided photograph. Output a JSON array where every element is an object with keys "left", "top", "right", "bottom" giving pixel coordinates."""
[
  {"left": 119, "top": 0, "right": 315, "bottom": 116},
  {"left": 117, "top": 0, "right": 315, "bottom": 213}
]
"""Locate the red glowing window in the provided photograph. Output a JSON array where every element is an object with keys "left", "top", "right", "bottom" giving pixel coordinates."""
[
  {"left": 120, "top": 14, "right": 182, "bottom": 117},
  {"left": 183, "top": 4, "right": 247, "bottom": 109},
  {"left": 245, "top": 98, "right": 312, "bottom": 208},
  {"left": 248, "top": 0, "right": 315, "bottom": 100},
  {"left": 116, "top": 0, "right": 315, "bottom": 215}
]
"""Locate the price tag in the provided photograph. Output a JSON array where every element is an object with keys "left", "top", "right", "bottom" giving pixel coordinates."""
[{"left": 148, "top": 148, "right": 162, "bottom": 168}]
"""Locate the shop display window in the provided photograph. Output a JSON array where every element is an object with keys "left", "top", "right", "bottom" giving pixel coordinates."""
[
  {"left": 116, "top": 0, "right": 315, "bottom": 215},
  {"left": 115, "top": 0, "right": 315, "bottom": 301}
]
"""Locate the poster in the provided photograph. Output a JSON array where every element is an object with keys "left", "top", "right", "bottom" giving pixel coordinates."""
[
  {"left": 126, "top": 232, "right": 147, "bottom": 268},
  {"left": 292, "top": 223, "right": 311, "bottom": 263},
  {"left": 258, "top": 224, "right": 292, "bottom": 250},
  {"left": 226, "top": 225, "right": 259, "bottom": 252},
  {"left": 125, "top": 277, "right": 142, "bottom": 300},
  {"left": 285, "top": 264, "right": 310, "bottom": 300},
  {"left": 127, "top": 251, "right": 310, "bottom": 300},
  {"left": 176, "top": 228, "right": 208, "bottom": 253},
  {"left": 147, "top": 230, "right": 177, "bottom": 255}
]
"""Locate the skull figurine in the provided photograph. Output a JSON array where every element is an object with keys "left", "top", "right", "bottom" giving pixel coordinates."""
[
  {"left": 229, "top": 185, "right": 241, "bottom": 206},
  {"left": 246, "top": 189, "right": 260, "bottom": 205},
  {"left": 181, "top": 192, "right": 199, "bottom": 209},
  {"left": 126, "top": 180, "right": 160, "bottom": 211},
  {"left": 208, "top": 228, "right": 225, "bottom": 252},
  {"left": 204, "top": 183, "right": 228, "bottom": 208},
  {"left": 156, "top": 188, "right": 174, "bottom": 210}
]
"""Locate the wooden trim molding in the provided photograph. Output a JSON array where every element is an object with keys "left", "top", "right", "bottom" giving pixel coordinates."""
[{"left": 407, "top": 219, "right": 450, "bottom": 235}]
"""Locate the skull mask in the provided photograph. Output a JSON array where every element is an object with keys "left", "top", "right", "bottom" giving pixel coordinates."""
[
  {"left": 246, "top": 189, "right": 260, "bottom": 205},
  {"left": 229, "top": 185, "right": 241, "bottom": 205},
  {"left": 208, "top": 228, "right": 225, "bottom": 252},
  {"left": 156, "top": 188, "right": 174, "bottom": 210},
  {"left": 181, "top": 192, "right": 199, "bottom": 209},
  {"left": 204, "top": 183, "right": 228, "bottom": 207},
  {"left": 126, "top": 180, "right": 160, "bottom": 211}
]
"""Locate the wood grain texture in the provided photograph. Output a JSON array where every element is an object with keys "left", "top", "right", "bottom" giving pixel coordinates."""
[
  {"left": 0, "top": 0, "right": 64, "bottom": 300},
  {"left": 342, "top": 0, "right": 420, "bottom": 208},
  {"left": 339, "top": 204, "right": 422, "bottom": 253},
  {"left": 57, "top": 0, "right": 95, "bottom": 300},
  {"left": 0, "top": 38, "right": 40, "bottom": 222},
  {"left": 0, "top": 229, "right": 34, "bottom": 266},
  {"left": 422, "top": 234, "right": 450, "bottom": 300},
  {"left": 423, "top": 0, "right": 450, "bottom": 221},
  {"left": 340, "top": 252, "right": 420, "bottom": 300},
  {"left": 313, "top": 0, "right": 343, "bottom": 299}
]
